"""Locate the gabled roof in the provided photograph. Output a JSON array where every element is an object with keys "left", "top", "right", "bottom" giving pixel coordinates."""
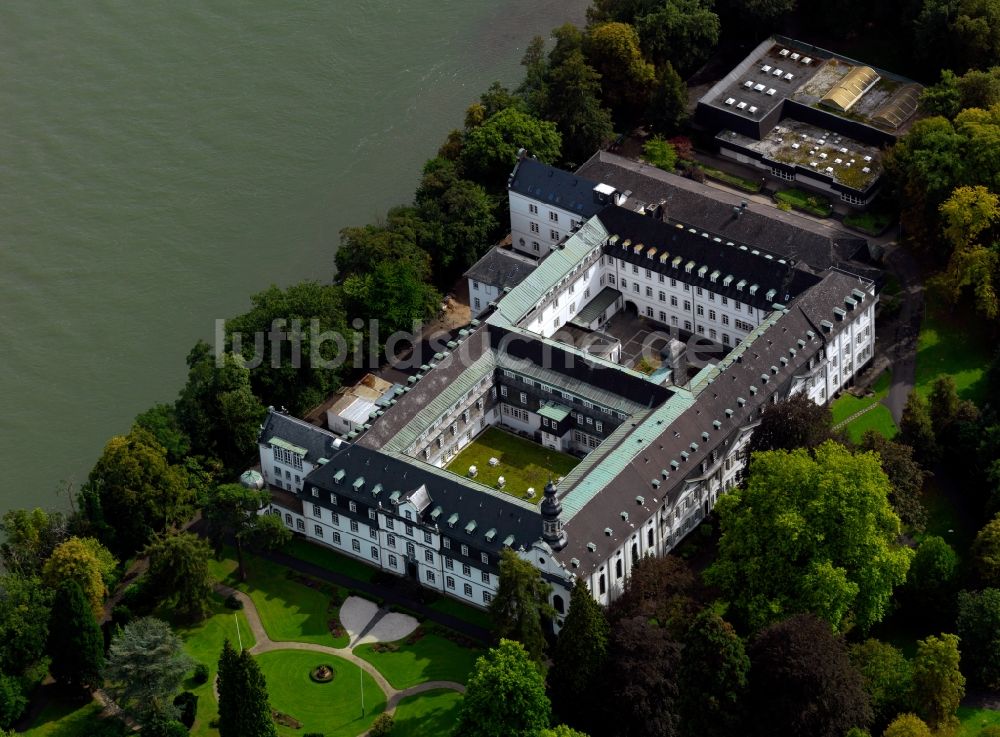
[
  {"left": 306, "top": 444, "right": 542, "bottom": 555},
  {"left": 508, "top": 157, "right": 604, "bottom": 218},
  {"left": 576, "top": 151, "right": 866, "bottom": 271},
  {"left": 464, "top": 246, "right": 538, "bottom": 291},
  {"left": 260, "top": 409, "right": 341, "bottom": 463}
]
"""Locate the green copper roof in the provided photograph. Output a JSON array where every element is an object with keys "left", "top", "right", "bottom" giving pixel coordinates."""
[
  {"left": 572, "top": 286, "right": 622, "bottom": 326},
  {"left": 268, "top": 437, "right": 308, "bottom": 456},
  {"left": 489, "top": 216, "right": 609, "bottom": 328},
  {"left": 537, "top": 402, "right": 572, "bottom": 422}
]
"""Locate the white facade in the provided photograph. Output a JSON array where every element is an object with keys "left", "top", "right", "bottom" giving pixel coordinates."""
[
  {"left": 509, "top": 189, "right": 588, "bottom": 258},
  {"left": 468, "top": 279, "right": 502, "bottom": 317}
]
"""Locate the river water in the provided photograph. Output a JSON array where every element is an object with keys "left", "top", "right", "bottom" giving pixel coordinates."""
[{"left": 0, "top": 0, "right": 587, "bottom": 513}]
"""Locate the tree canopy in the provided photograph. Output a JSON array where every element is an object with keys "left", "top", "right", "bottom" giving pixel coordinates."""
[
  {"left": 956, "top": 588, "right": 1000, "bottom": 689},
  {"left": 47, "top": 579, "right": 104, "bottom": 689},
  {"left": 747, "top": 393, "right": 833, "bottom": 457},
  {"left": 747, "top": 613, "right": 871, "bottom": 737},
  {"left": 677, "top": 611, "right": 748, "bottom": 737},
  {"left": 489, "top": 548, "right": 553, "bottom": 663},
  {"left": 203, "top": 484, "right": 290, "bottom": 581},
  {"left": 973, "top": 512, "right": 1000, "bottom": 586},
  {"left": 217, "top": 640, "right": 277, "bottom": 737},
  {"left": 549, "top": 580, "right": 609, "bottom": 729},
  {"left": 910, "top": 633, "right": 965, "bottom": 732},
  {"left": 462, "top": 108, "right": 561, "bottom": 187},
  {"left": 452, "top": 639, "right": 551, "bottom": 737},
  {"left": 42, "top": 536, "right": 117, "bottom": 618},
  {"left": 144, "top": 532, "right": 215, "bottom": 623},
  {"left": 707, "top": 442, "right": 912, "bottom": 632},
  {"left": 849, "top": 639, "right": 913, "bottom": 734}
]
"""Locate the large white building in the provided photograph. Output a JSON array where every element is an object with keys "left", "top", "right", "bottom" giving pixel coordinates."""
[{"left": 260, "top": 203, "right": 878, "bottom": 621}]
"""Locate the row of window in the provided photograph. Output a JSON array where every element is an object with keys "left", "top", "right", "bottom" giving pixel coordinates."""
[
  {"left": 607, "top": 268, "right": 746, "bottom": 309},
  {"left": 272, "top": 445, "right": 304, "bottom": 471}
]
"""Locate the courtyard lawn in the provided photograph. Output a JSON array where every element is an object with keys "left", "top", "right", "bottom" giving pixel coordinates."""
[
  {"left": 353, "top": 633, "right": 481, "bottom": 689},
  {"left": 841, "top": 404, "right": 898, "bottom": 443},
  {"left": 915, "top": 298, "right": 992, "bottom": 404},
  {"left": 830, "top": 370, "right": 896, "bottom": 441},
  {"left": 175, "top": 593, "right": 257, "bottom": 737},
  {"left": 256, "top": 650, "right": 386, "bottom": 737},
  {"left": 958, "top": 706, "right": 1000, "bottom": 736},
  {"left": 21, "top": 698, "right": 107, "bottom": 737},
  {"left": 211, "top": 549, "right": 348, "bottom": 648},
  {"left": 445, "top": 427, "right": 579, "bottom": 500},
  {"left": 391, "top": 689, "right": 464, "bottom": 737}
]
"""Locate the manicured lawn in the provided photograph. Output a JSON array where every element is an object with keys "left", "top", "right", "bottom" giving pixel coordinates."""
[
  {"left": 392, "top": 689, "right": 464, "bottom": 737},
  {"left": 445, "top": 427, "right": 579, "bottom": 500},
  {"left": 354, "top": 633, "right": 481, "bottom": 689},
  {"left": 285, "top": 537, "right": 376, "bottom": 582},
  {"left": 915, "top": 298, "right": 992, "bottom": 404},
  {"left": 428, "top": 596, "right": 493, "bottom": 632},
  {"left": 21, "top": 698, "right": 107, "bottom": 737},
  {"left": 212, "top": 549, "right": 349, "bottom": 648},
  {"left": 831, "top": 391, "right": 877, "bottom": 425},
  {"left": 175, "top": 593, "right": 257, "bottom": 737},
  {"left": 700, "top": 165, "right": 763, "bottom": 193},
  {"left": 958, "top": 705, "right": 1000, "bottom": 736},
  {"left": 842, "top": 404, "right": 898, "bottom": 443},
  {"left": 843, "top": 208, "right": 894, "bottom": 235},
  {"left": 774, "top": 188, "right": 833, "bottom": 217},
  {"left": 256, "top": 650, "right": 386, "bottom": 737}
]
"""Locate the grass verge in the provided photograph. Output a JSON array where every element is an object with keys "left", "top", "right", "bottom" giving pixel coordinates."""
[
  {"left": 21, "top": 698, "right": 106, "bottom": 737},
  {"left": 915, "top": 298, "right": 992, "bottom": 404},
  {"left": 957, "top": 705, "right": 1000, "bottom": 736},
  {"left": 353, "top": 633, "right": 481, "bottom": 689},
  {"left": 427, "top": 596, "right": 493, "bottom": 631},
  {"left": 774, "top": 188, "right": 833, "bottom": 217}
]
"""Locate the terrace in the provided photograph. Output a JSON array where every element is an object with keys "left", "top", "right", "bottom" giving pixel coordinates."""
[{"left": 718, "top": 119, "right": 882, "bottom": 191}]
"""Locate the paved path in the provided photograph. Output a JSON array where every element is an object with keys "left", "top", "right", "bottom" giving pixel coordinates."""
[
  {"left": 214, "top": 584, "right": 465, "bottom": 735},
  {"left": 880, "top": 242, "right": 925, "bottom": 423},
  {"left": 831, "top": 400, "right": 882, "bottom": 431}
]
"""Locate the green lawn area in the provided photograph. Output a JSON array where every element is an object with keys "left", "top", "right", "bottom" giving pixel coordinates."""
[
  {"left": 392, "top": 689, "right": 464, "bottom": 737},
  {"left": 843, "top": 208, "right": 894, "bottom": 235},
  {"left": 830, "top": 370, "right": 896, "bottom": 441},
  {"left": 285, "top": 537, "right": 376, "bottom": 582},
  {"left": 353, "top": 633, "right": 481, "bottom": 689},
  {"left": 427, "top": 595, "right": 493, "bottom": 631},
  {"left": 175, "top": 593, "right": 257, "bottom": 737},
  {"left": 958, "top": 705, "right": 1000, "bottom": 736},
  {"left": 211, "top": 550, "right": 349, "bottom": 648},
  {"left": 774, "top": 188, "right": 833, "bottom": 217},
  {"left": 256, "top": 650, "right": 386, "bottom": 737},
  {"left": 20, "top": 698, "right": 108, "bottom": 737},
  {"left": 915, "top": 299, "right": 992, "bottom": 404},
  {"left": 445, "top": 427, "right": 579, "bottom": 500}
]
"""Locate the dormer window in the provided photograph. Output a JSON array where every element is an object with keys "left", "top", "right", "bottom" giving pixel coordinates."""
[
  {"left": 685, "top": 260, "right": 695, "bottom": 273},
  {"left": 723, "top": 275, "right": 733, "bottom": 287}
]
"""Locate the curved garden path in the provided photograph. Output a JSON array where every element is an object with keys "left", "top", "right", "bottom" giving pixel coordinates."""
[{"left": 214, "top": 584, "right": 465, "bottom": 733}]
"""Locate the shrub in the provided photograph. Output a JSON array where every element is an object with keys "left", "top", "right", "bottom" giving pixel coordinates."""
[
  {"left": 224, "top": 594, "right": 243, "bottom": 610},
  {"left": 192, "top": 662, "right": 210, "bottom": 685},
  {"left": 643, "top": 136, "right": 678, "bottom": 171},
  {"left": 173, "top": 691, "right": 198, "bottom": 728},
  {"left": 369, "top": 713, "right": 394, "bottom": 737},
  {"left": 0, "top": 675, "right": 26, "bottom": 730}
]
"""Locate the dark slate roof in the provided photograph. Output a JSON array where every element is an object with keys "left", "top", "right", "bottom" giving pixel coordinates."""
[
  {"left": 556, "top": 270, "right": 871, "bottom": 575},
  {"left": 794, "top": 268, "right": 874, "bottom": 337},
  {"left": 464, "top": 247, "right": 538, "bottom": 290},
  {"left": 597, "top": 205, "right": 822, "bottom": 310},
  {"left": 260, "top": 409, "right": 341, "bottom": 463},
  {"left": 576, "top": 151, "right": 867, "bottom": 271},
  {"left": 306, "top": 443, "right": 543, "bottom": 555},
  {"left": 509, "top": 157, "right": 604, "bottom": 218}
]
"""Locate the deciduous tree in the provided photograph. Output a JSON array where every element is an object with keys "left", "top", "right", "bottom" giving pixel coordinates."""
[
  {"left": 203, "top": 484, "right": 291, "bottom": 582},
  {"left": 956, "top": 588, "right": 1000, "bottom": 689},
  {"left": 104, "top": 617, "right": 193, "bottom": 722},
  {"left": 648, "top": 62, "right": 689, "bottom": 135},
  {"left": 849, "top": 639, "right": 913, "bottom": 733},
  {"left": 0, "top": 507, "right": 68, "bottom": 575},
  {"left": 677, "top": 611, "right": 748, "bottom": 737},
  {"left": 489, "top": 548, "right": 553, "bottom": 663},
  {"left": 910, "top": 633, "right": 965, "bottom": 732},
  {"left": 747, "top": 614, "right": 871, "bottom": 737},
  {"left": 607, "top": 554, "right": 699, "bottom": 637},
  {"left": 747, "top": 393, "right": 833, "bottom": 457},
  {"left": 905, "top": 536, "right": 958, "bottom": 613},
  {"left": 47, "top": 579, "right": 104, "bottom": 689},
  {"left": 643, "top": 136, "right": 678, "bottom": 171},
  {"left": 134, "top": 404, "right": 192, "bottom": 465},
  {"left": 859, "top": 432, "right": 928, "bottom": 532},
  {"left": 145, "top": 532, "right": 214, "bottom": 623},
  {"left": 973, "top": 512, "right": 1000, "bottom": 586},
  {"left": 883, "top": 714, "right": 932, "bottom": 737},
  {"left": 462, "top": 108, "right": 561, "bottom": 188},
  {"left": 452, "top": 640, "right": 550, "bottom": 737},
  {"left": 634, "top": 0, "right": 720, "bottom": 74},
  {"left": 707, "top": 442, "right": 912, "bottom": 632},
  {"left": 43, "top": 536, "right": 117, "bottom": 618},
  {"left": 0, "top": 677, "right": 25, "bottom": 732},
  {"left": 583, "top": 22, "right": 656, "bottom": 127},
  {"left": 898, "top": 392, "right": 939, "bottom": 465},
  {"left": 549, "top": 580, "right": 609, "bottom": 728},
  {"left": 0, "top": 573, "right": 51, "bottom": 676},
  {"left": 543, "top": 50, "right": 615, "bottom": 166}
]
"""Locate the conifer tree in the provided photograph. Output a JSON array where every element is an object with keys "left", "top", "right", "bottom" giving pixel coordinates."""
[
  {"left": 47, "top": 579, "right": 104, "bottom": 688},
  {"left": 217, "top": 640, "right": 277, "bottom": 737},
  {"left": 548, "top": 580, "right": 609, "bottom": 727},
  {"left": 677, "top": 611, "right": 749, "bottom": 737},
  {"left": 489, "top": 548, "right": 554, "bottom": 663}
]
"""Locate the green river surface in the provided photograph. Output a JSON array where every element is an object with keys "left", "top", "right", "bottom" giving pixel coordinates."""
[{"left": 0, "top": 0, "right": 587, "bottom": 513}]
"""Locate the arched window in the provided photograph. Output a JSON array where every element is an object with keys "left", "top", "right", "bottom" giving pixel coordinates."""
[
  {"left": 631, "top": 543, "right": 639, "bottom": 562},
  {"left": 647, "top": 528, "right": 654, "bottom": 547},
  {"left": 615, "top": 558, "right": 623, "bottom": 578},
  {"left": 599, "top": 574, "right": 606, "bottom": 595},
  {"left": 553, "top": 595, "right": 565, "bottom": 615}
]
